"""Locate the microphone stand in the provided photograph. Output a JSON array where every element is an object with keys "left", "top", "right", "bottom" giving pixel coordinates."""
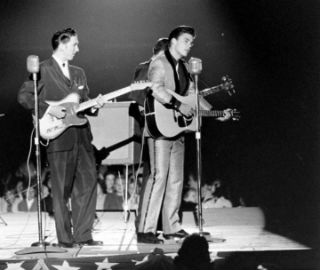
[
  {"left": 191, "top": 62, "right": 225, "bottom": 243},
  {"left": 16, "top": 66, "right": 66, "bottom": 255}
]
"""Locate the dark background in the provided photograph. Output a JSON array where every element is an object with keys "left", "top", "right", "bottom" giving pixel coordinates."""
[{"left": 0, "top": 0, "right": 319, "bottom": 248}]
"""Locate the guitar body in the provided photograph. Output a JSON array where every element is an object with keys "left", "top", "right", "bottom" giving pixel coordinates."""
[
  {"left": 39, "top": 93, "right": 87, "bottom": 140},
  {"left": 145, "top": 77, "right": 237, "bottom": 139},
  {"left": 38, "top": 82, "right": 151, "bottom": 140},
  {"left": 145, "top": 94, "right": 196, "bottom": 139}
]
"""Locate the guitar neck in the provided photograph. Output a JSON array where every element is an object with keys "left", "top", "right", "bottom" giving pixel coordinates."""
[
  {"left": 76, "top": 85, "right": 132, "bottom": 113},
  {"left": 199, "top": 110, "right": 224, "bottom": 118},
  {"left": 200, "top": 85, "right": 224, "bottom": 97}
]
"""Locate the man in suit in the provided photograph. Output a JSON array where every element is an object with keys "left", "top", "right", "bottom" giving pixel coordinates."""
[
  {"left": 18, "top": 28, "right": 103, "bottom": 248},
  {"left": 134, "top": 26, "right": 197, "bottom": 244}
]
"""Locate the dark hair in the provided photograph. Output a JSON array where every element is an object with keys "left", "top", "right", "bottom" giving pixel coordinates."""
[
  {"left": 51, "top": 28, "right": 77, "bottom": 50},
  {"left": 174, "top": 233, "right": 211, "bottom": 270},
  {"left": 168, "top": 25, "right": 196, "bottom": 43},
  {"left": 152, "top": 37, "right": 169, "bottom": 55}
]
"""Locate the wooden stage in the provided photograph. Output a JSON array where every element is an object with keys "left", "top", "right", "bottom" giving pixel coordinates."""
[{"left": 0, "top": 208, "right": 317, "bottom": 269}]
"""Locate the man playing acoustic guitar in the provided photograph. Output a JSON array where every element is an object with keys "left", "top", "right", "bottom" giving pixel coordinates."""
[{"left": 137, "top": 25, "right": 234, "bottom": 244}]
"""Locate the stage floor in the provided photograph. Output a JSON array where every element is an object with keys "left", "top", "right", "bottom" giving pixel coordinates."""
[{"left": 0, "top": 209, "right": 310, "bottom": 261}]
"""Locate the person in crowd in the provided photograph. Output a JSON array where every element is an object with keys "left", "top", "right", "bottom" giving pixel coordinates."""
[
  {"left": 17, "top": 27, "right": 104, "bottom": 248},
  {"left": 40, "top": 184, "right": 54, "bottom": 216},
  {"left": 104, "top": 171, "right": 116, "bottom": 194},
  {"left": 96, "top": 181, "right": 106, "bottom": 211},
  {"left": 18, "top": 186, "right": 37, "bottom": 212},
  {"left": 202, "top": 179, "right": 233, "bottom": 209},
  {"left": 134, "top": 234, "right": 212, "bottom": 270},
  {"left": 6, "top": 188, "right": 21, "bottom": 213},
  {"left": 128, "top": 178, "right": 139, "bottom": 211},
  {"left": 173, "top": 233, "right": 213, "bottom": 270},
  {"left": 104, "top": 174, "right": 124, "bottom": 210},
  {"left": 181, "top": 188, "right": 198, "bottom": 211},
  {"left": 0, "top": 193, "right": 8, "bottom": 213}
]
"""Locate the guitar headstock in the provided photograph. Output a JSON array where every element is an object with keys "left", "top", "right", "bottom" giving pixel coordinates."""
[
  {"left": 131, "top": 80, "right": 152, "bottom": 90},
  {"left": 230, "top": 109, "right": 240, "bottom": 121},
  {"left": 221, "top": 75, "right": 235, "bottom": 96}
]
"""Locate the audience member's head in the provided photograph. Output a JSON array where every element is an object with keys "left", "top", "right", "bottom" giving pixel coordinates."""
[
  {"left": 41, "top": 185, "right": 50, "bottom": 199},
  {"left": 5, "top": 189, "right": 16, "bottom": 204},
  {"left": 114, "top": 175, "right": 125, "bottom": 196},
  {"left": 187, "top": 172, "right": 198, "bottom": 190},
  {"left": 128, "top": 180, "right": 136, "bottom": 197},
  {"left": 15, "top": 180, "right": 25, "bottom": 195},
  {"left": 105, "top": 172, "right": 116, "bottom": 193},
  {"left": 183, "top": 188, "right": 197, "bottom": 203},
  {"left": 174, "top": 234, "right": 211, "bottom": 270}
]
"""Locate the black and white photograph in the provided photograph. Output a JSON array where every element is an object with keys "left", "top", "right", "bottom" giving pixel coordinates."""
[{"left": 0, "top": 0, "right": 318, "bottom": 269}]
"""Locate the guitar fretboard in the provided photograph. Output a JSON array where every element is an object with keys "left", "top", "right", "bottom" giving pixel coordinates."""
[
  {"left": 200, "top": 85, "right": 224, "bottom": 97},
  {"left": 199, "top": 110, "right": 224, "bottom": 117}
]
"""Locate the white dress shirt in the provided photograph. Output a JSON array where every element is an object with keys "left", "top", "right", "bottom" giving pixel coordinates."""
[{"left": 52, "top": 55, "right": 70, "bottom": 79}]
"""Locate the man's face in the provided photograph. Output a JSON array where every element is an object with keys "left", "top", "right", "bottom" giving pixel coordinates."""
[
  {"left": 172, "top": 33, "right": 194, "bottom": 58},
  {"left": 61, "top": 35, "right": 79, "bottom": 61}
]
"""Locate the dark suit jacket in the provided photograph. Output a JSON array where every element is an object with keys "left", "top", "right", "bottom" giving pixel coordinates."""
[{"left": 18, "top": 57, "right": 95, "bottom": 152}]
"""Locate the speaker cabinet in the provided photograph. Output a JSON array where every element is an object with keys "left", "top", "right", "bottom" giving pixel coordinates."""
[{"left": 88, "top": 102, "right": 141, "bottom": 165}]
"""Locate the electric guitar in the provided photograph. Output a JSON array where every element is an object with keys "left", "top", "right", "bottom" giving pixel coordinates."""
[
  {"left": 145, "top": 76, "right": 238, "bottom": 138},
  {"left": 200, "top": 75, "right": 235, "bottom": 97},
  {"left": 38, "top": 81, "right": 151, "bottom": 140}
]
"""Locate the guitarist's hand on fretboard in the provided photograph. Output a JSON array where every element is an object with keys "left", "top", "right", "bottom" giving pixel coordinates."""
[
  {"left": 48, "top": 105, "right": 66, "bottom": 119},
  {"left": 216, "top": 108, "right": 233, "bottom": 122},
  {"left": 92, "top": 94, "right": 105, "bottom": 109}
]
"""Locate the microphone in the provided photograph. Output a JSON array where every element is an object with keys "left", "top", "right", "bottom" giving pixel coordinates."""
[
  {"left": 26, "top": 55, "right": 39, "bottom": 78},
  {"left": 188, "top": 57, "right": 202, "bottom": 75}
]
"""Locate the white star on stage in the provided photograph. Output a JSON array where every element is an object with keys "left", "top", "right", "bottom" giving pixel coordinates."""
[
  {"left": 4, "top": 261, "right": 25, "bottom": 270},
  {"left": 95, "top": 258, "right": 118, "bottom": 270},
  {"left": 51, "top": 260, "right": 80, "bottom": 270}
]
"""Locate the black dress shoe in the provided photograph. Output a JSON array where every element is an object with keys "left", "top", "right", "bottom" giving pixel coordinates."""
[
  {"left": 53, "top": 242, "right": 78, "bottom": 248},
  {"left": 163, "top": 229, "right": 189, "bottom": 240},
  {"left": 78, "top": 239, "right": 103, "bottom": 246},
  {"left": 137, "top": 232, "right": 164, "bottom": 244}
]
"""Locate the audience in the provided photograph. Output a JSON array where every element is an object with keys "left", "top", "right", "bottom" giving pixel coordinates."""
[{"left": 1, "top": 162, "right": 243, "bottom": 216}]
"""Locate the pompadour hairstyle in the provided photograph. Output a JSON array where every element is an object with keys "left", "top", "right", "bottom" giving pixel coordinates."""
[
  {"left": 168, "top": 25, "right": 196, "bottom": 43},
  {"left": 51, "top": 28, "right": 77, "bottom": 50}
]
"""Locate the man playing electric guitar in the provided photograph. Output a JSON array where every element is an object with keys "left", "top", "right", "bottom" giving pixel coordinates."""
[{"left": 18, "top": 28, "right": 104, "bottom": 248}]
